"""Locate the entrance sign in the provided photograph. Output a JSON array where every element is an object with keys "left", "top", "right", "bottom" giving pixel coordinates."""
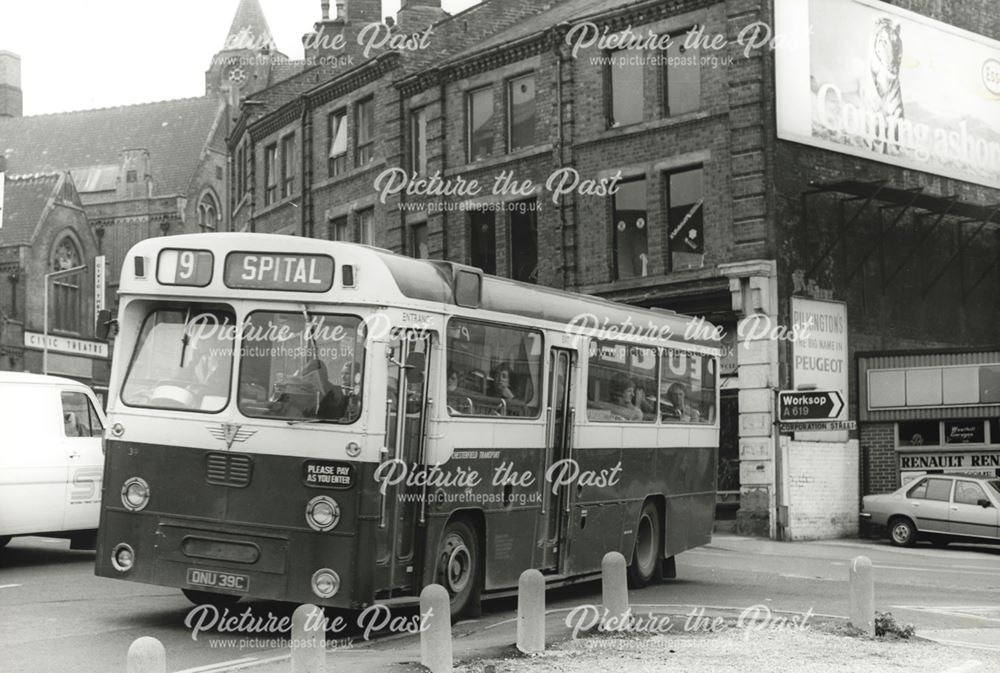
[{"left": 776, "top": 0, "right": 1000, "bottom": 189}]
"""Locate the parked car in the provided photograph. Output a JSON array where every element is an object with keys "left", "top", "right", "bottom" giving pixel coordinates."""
[
  {"left": 861, "top": 473, "right": 1000, "bottom": 547},
  {"left": 0, "top": 372, "right": 106, "bottom": 549}
]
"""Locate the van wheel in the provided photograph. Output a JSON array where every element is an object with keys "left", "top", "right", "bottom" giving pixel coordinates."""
[
  {"left": 0, "top": 536, "right": 10, "bottom": 549},
  {"left": 182, "top": 589, "right": 241, "bottom": 608},
  {"left": 888, "top": 517, "right": 916, "bottom": 547},
  {"left": 628, "top": 501, "right": 662, "bottom": 588},
  {"left": 433, "top": 518, "right": 481, "bottom": 619}
]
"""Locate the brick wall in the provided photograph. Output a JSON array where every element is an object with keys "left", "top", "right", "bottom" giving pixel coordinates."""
[
  {"left": 784, "top": 438, "right": 860, "bottom": 540},
  {"left": 860, "top": 422, "right": 899, "bottom": 495}
]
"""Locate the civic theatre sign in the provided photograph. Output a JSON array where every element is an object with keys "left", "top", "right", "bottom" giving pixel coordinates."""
[
  {"left": 776, "top": 0, "right": 1000, "bottom": 189},
  {"left": 23, "top": 332, "right": 108, "bottom": 359}
]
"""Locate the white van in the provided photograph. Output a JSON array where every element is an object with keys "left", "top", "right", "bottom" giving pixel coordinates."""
[{"left": 0, "top": 372, "right": 106, "bottom": 549}]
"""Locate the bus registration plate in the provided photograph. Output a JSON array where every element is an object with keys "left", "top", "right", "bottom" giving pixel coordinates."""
[{"left": 186, "top": 568, "right": 249, "bottom": 592}]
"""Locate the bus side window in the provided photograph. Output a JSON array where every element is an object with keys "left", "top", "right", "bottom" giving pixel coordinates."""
[
  {"left": 660, "top": 351, "right": 716, "bottom": 424},
  {"left": 445, "top": 319, "right": 541, "bottom": 418},
  {"left": 586, "top": 341, "right": 656, "bottom": 423}
]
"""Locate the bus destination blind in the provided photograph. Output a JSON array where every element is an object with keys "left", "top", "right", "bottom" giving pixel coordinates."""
[
  {"left": 224, "top": 252, "right": 335, "bottom": 292},
  {"left": 156, "top": 249, "right": 214, "bottom": 287}
]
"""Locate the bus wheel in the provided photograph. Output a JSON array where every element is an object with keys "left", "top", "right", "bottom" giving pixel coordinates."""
[
  {"left": 627, "top": 501, "right": 662, "bottom": 589},
  {"left": 0, "top": 536, "right": 10, "bottom": 549},
  {"left": 434, "top": 518, "right": 480, "bottom": 619},
  {"left": 181, "top": 589, "right": 241, "bottom": 608}
]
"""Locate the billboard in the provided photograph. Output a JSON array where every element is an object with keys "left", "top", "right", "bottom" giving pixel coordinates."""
[{"left": 776, "top": 0, "right": 1000, "bottom": 189}]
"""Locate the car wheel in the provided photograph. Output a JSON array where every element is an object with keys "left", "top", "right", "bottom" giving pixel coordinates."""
[
  {"left": 888, "top": 517, "right": 916, "bottom": 547},
  {"left": 181, "top": 589, "right": 241, "bottom": 608},
  {"left": 628, "top": 501, "right": 662, "bottom": 588},
  {"left": 433, "top": 518, "right": 481, "bottom": 619}
]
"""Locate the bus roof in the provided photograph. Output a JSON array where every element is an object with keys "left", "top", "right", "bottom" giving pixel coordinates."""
[{"left": 120, "top": 233, "right": 720, "bottom": 351}]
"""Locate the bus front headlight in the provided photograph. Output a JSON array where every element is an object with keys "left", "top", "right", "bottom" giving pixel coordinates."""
[
  {"left": 121, "top": 477, "right": 150, "bottom": 512},
  {"left": 311, "top": 568, "right": 341, "bottom": 598},
  {"left": 306, "top": 496, "right": 341, "bottom": 532},
  {"left": 111, "top": 543, "right": 135, "bottom": 572}
]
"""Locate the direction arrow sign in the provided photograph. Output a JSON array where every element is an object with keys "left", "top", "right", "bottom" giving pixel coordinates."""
[{"left": 778, "top": 390, "right": 845, "bottom": 423}]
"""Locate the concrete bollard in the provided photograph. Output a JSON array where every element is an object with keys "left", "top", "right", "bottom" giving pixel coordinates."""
[
  {"left": 291, "top": 603, "right": 325, "bottom": 673},
  {"left": 849, "top": 555, "right": 875, "bottom": 636},
  {"left": 126, "top": 637, "right": 165, "bottom": 673},
  {"left": 420, "top": 584, "right": 453, "bottom": 673},
  {"left": 517, "top": 569, "right": 545, "bottom": 654},
  {"left": 601, "top": 551, "right": 630, "bottom": 627}
]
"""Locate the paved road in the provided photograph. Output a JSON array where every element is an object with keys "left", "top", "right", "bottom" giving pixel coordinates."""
[{"left": 2, "top": 533, "right": 999, "bottom": 672}]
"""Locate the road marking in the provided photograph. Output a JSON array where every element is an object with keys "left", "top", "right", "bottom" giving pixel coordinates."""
[
  {"left": 872, "top": 564, "right": 1000, "bottom": 577},
  {"left": 779, "top": 574, "right": 839, "bottom": 582},
  {"left": 943, "top": 660, "right": 988, "bottom": 672},
  {"left": 175, "top": 654, "right": 285, "bottom": 673},
  {"left": 893, "top": 606, "right": 1000, "bottom": 625},
  {"left": 0, "top": 584, "right": 22, "bottom": 590}
]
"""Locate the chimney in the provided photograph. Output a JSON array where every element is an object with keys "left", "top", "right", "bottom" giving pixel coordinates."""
[
  {"left": 304, "top": 0, "right": 385, "bottom": 60},
  {"left": 0, "top": 51, "right": 23, "bottom": 118},
  {"left": 397, "top": 0, "right": 447, "bottom": 32},
  {"left": 117, "top": 149, "right": 153, "bottom": 199}
]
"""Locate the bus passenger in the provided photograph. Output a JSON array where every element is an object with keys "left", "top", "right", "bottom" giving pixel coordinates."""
[
  {"left": 490, "top": 364, "right": 516, "bottom": 402},
  {"left": 610, "top": 374, "right": 643, "bottom": 421},
  {"left": 662, "top": 382, "right": 700, "bottom": 423}
]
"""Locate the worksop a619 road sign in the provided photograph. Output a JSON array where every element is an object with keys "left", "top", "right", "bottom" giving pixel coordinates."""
[{"left": 777, "top": 390, "right": 845, "bottom": 423}]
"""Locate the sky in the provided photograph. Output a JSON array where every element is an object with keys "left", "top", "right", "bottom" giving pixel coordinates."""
[{"left": 0, "top": 0, "right": 479, "bottom": 116}]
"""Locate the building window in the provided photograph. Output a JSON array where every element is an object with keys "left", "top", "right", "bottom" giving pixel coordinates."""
[
  {"left": 264, "top": 144, "right": 277, "bottom": 205},
  {"left": 410, "top": 107, "right": 428, "bottom": 176},
  {"left": 330, "top": 216, "right": 349, "bottom": 242},
  {"left": 612, "top": 176, "right": 648, "bottom": 280},
  {"left": 356, "top": 98, "right": 375, "bottom": 167},
  {"left": 328, "top": 110, "right": 348, "bottom": 177},
  {"left": 607, "top": 48, "right": 644, "bottom": 127},
  {"left": 663, "top": 36, "right": 700, "bottom": 116},
  {"left": 509, "top": 201, "right": 537, "bottom": 283},
  {"left": 280, "top": 133, "right": 296, "bottom": 199},
  {"left": 358, "top": 208, "right": 374, "bottom": 246},
  {"left": 666, "top": 166, "right": 704, "bottom": 270},
  {"left": 235, "top": 145, "right": 245, "bottom": 197},
  {"left": 126, "top": 170, "right": 137, "bottom": 184},
  {"left": 507, "top": 73, "right": 536, "bottom": 152},
  {"left": 50, "top": 236, "right": 82, "bottom": 334},
  {"left": 469, "top": 209, "right": 496, "bottom": 274},
  {"left": 411, "top": 222, "right": 429, "bottom": 259},
  {"left": 198, "top": 192, "right": 220, "bottom": 231},
  {"left": 467, "top": 86, "right": 495, "bottom": 162}
]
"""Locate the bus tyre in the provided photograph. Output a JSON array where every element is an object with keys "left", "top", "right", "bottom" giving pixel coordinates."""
[
  {"left": 181, "top": 589, "right": 241, "bottom": 608},
  {"left": 628, "top": 501, "right": 662, "bottom": 589},
  {"left": 0, "top": 536, "right": 10, "bottom": 549},
  {"left": 888, "top": 516, "right": 916, "bottom": 547},
  {"left": 434, "top": 518, "right": 480, "bottom": 619}
]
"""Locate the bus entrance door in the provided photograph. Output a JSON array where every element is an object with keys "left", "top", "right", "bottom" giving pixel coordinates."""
[
  {"left": 541, "top": 348, "right": 575, "bottom": 572},
  {"left": 378, "top": 331, "right": 433, "bottom": 595}
]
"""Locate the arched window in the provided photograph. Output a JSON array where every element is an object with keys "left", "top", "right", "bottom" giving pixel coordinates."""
[
  {"left": 50, "top": 235, "right": 82, "bottom": 334},
  {"left": 198, "top": 191, "right": 220, "bottom": 231}
]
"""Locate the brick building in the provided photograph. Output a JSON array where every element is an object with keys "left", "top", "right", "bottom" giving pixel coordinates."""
[
  {"left": 229, "top": 0, "right": 998, "bottom": 539},
  {"left": 0, "top": 0, "right": 303, "bottom": 394}
]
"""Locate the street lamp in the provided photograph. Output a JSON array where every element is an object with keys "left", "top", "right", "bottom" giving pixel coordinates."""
[{"left": 43, "top": 264, "right": 87, "bottom": 375}]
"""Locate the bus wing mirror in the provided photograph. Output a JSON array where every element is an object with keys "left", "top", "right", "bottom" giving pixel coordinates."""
[{"left": 95, "top": 310, "right": 116, "bottom": 341}]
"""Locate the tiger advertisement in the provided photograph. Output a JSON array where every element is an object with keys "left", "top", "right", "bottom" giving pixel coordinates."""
[{"left": 775, "top": 0, "right": 1000, "bottom": 189}]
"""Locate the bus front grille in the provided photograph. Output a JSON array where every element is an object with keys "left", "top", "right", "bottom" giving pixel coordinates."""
[{"left": 205, "top": 453, "right": 253, "bottom": 488}]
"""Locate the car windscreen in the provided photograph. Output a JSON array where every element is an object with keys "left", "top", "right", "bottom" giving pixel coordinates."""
[{"left": 121, "top": 306, "right": 236, "bottom": 413}]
